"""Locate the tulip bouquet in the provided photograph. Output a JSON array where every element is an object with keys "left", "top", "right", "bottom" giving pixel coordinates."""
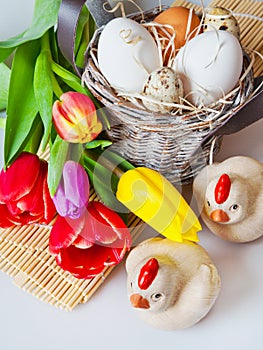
[
  {"left": 0, "top": 0, "right": 134, "bottom": 279},
  {"left": 0, "top": 0, "right": 202, "bottom": 282}
]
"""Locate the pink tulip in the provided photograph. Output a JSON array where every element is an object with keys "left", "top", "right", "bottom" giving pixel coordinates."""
[
  {"left": 52, "top": 92, "right": 102, "bottom": 143},
  {"left": 49, "top": 201, "right": 132, "bottom": 279},
  {"left": 0, "top": 152, "right": 56, "bottom": 228},
  {"left": 53, "top": 161, "right": 90, "bottom": 219}
]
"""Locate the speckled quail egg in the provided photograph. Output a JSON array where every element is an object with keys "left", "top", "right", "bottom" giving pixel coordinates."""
[
  {"left": 142, "top": 67, "right": 184, "bottom": 114},
  {"left": 203, "top": 6, "right": 240, "bottom": 39}
]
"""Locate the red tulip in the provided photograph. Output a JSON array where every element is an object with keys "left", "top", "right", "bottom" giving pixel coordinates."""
[
  {"left": 52, "top": 91, "right": 102, "bottom": 143},
  {"left": 0, "top": 152, "right": 56, "bottom": 228},
  {"left": 49, "top": 201, "right": 132, "bottom": 279}
]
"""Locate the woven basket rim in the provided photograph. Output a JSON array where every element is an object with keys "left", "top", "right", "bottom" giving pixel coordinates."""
[{"left": 83, "top": 6, "right": 254, "bottom": 130}]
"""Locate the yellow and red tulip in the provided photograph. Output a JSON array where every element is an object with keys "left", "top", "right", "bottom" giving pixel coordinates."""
[
  {"left": 49, "top": 201, "right": 132, "bottom": 279},
  {"left": 52, "top": 92, "right": 102, "bottom": 143},
  {"left": 0, "top": 152, "right": 56, "bottom": 228}
]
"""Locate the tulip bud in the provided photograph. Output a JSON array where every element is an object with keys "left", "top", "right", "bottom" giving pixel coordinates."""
[
  {"left": 116, "top": 167, "right": 202, "bottom": 242},
  {"left": 52, "top": 161, "right": 90, "bottom": 219},
  {"left": 52, "top": 92, "right": 102, "bottom": 143}
]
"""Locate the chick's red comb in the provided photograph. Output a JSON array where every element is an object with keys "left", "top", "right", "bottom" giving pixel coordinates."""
[
  {"left": 138, "top": 258, "right": 159, "bottom": 290},
  {"left": 215, "top": 174, "right": 231, "bottom": 204}
]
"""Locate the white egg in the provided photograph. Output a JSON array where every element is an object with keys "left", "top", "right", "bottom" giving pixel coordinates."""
[
  {"left": 173, "top": 30, "right": 243, "bottom": 107},
  {"left": 142, "top": 67, "right": 184, "bottom": 113},
  {"left": 98, "top": 17, "right": 160, "bottom": 93}
]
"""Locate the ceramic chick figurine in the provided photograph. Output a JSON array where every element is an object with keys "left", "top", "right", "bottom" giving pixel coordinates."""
[
  {"left": 193, "top": 156, "right": 263, "bottom": 242},
  {"left": 126, "top": 237, "right": 221, "bottom": 330}
]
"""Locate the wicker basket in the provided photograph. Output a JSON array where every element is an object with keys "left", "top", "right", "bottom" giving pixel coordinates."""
[{"left": 83, "top": 6, "right": 254, "bottom": 185}]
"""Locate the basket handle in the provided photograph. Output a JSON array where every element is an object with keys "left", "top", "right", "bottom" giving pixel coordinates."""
[{"left": 57, "top": 0, "right": 114, "bottom": 77}]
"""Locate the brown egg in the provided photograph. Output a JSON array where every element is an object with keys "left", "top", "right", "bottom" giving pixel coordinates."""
[{"left": 154, "top": 6, "right": 202, "bottom": 63}]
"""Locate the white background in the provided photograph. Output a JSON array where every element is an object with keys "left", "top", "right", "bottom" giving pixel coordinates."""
[{"left": 0, "top": 1, "right": 263, "bottom": 350}]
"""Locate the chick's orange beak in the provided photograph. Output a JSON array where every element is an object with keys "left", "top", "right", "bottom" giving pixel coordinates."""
[
  {"left": 210, "top": 209, "right": 230, "bottom": 223},
  {"left": 130, "top": 293, "right": 150, "bottom": 309}
]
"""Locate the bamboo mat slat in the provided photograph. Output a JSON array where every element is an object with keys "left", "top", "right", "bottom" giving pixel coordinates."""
[
  {"left": 1, "top": 0, "right": 262, "bottom": 311},
  {"left": 173, "top": 0, "right": 263, "bottom": 77}
]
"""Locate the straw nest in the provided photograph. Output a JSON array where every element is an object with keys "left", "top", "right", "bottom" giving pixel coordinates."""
[{"left": 83, "top": 6, "right": 254, "bottom": 184}]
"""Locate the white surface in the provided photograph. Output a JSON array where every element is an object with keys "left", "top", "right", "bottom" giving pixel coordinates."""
[{"left": 1, "top": 1, "right": 263, "bottom": 350}]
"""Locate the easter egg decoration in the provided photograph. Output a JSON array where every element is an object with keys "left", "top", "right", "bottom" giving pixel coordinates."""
[
  {"left": 193, "top": 156, "right": 263, "bottom": 242},
  {"left": 97, "top": 17, "right": 160, "bottom": 93},
  {"left": 126, "top": 237, "right": 221, "bottom": 330},
  {"left": 154, "top": 6, "right": 202, "bottom": 64},
  {"left": 203, "top": 6, "right": 240, "bottom": 39},
  {"left": 173, "top": 30, "right": 243, "bottom": 107},
  {"left": 142, "top": 67, "right": 184, "bottom": 113}
]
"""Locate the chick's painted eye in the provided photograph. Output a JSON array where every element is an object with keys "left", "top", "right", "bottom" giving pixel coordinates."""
[
  {"left": 230, "top": 204, "right": 239, "bottom": 212},
  {"left": 206, "top": 200, "right": 211, "bottom": 207},
  {"left": 151, "top": 292, "right": 164, "bottom": 302}
]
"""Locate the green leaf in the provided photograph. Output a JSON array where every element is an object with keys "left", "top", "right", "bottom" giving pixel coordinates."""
[
  {"left": 49, "top": 29, "right": 59, "bottom": 63},
  {"left": 4, "top": 114, "right": 43, "bottom": 167},
  {"left": 88, "top": 13, "right": 96, "bottom": 37},
  {"left": 0, "top": 63, "right": 11, "bottom": 110},
  {"left": 90, "top": 148, "right": 135, "bottom": 173},
  {"left": 34, "top": 49, "right": 53, "bottom": 150},
  {"left": 0, "top": 117, "right": 6, "bottom": 129},
  {"left": 74, "top": 7, "right": 96, "bottom": 69},
  {"left": 4, "top": 39, "right": 41, "bottom": 167},
  {"left": 74, "top": 6, "right": 90, "bottom": 68},
  {"left": 83, "top": 153, "right": 129, "bottom": 217},
  {"left": 69, "top": 143, "right": 84, "bottom": 163},
  {"left": 51, "top": 61, "right": 88, "bottom": 95},
  {"left": 0, "top": 0, "right": 61, "bottom": 49},
  {"left": 23, "top": 114, "right": 44, "bottom": 154},
  {"left": 0, "top": 47, "right": 15, "bottom": 64},
  {"left": 48, "top": 135, "right": 70, "bottom": 197},
  {"left": 85, "top": 140, "right": 112, "bottom": 150}
]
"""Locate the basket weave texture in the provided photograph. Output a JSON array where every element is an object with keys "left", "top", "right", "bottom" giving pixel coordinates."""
[{"left": 83, "top": 7, "right": 254, "bottom": 184}]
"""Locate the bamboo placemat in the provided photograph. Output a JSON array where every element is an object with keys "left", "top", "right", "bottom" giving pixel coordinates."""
[
  {"left": 173, "top": 0, "right": 263, "bottom": 77},
  {"left": 0, "top": 148, "right": 146, "bottom": 311},
  {"left": 1, "top": 0, "right": 262, "bottom": 311},
  {"left": 0, "top": 209, "right": 145, "bottom": 311}
]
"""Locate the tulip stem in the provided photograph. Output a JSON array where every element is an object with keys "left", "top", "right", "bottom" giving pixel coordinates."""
[
  {"left": 83, "top": 148, "right": 135, "bottom": 179},
  {"left": 83, "top": 149, "right": 124, "bottom": 179},
  {"left": 82, "top": 150, "right": 129, "bottom": 217},
  {"left": 93, "top": 101, "right": 111, "bottom": 130}
]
